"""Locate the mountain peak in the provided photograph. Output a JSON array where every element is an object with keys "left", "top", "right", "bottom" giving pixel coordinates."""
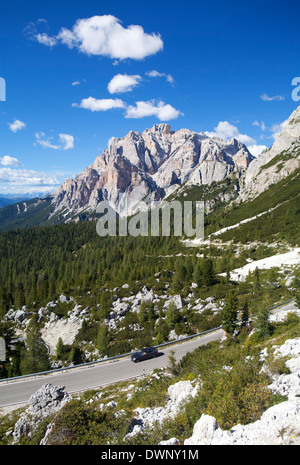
[
  {"left": 146, "top": 123, "right": 171, "bottom": 135},
  {"left": 270, "top": 105, "right": 300, "bottom": 155},
  {"left": 49, "top": 121, "right": 253, "bottom": 218}
]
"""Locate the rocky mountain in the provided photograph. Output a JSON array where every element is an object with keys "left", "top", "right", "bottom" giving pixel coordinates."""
[
  {"left": 0, "top": 106, "right": 299, "bottom": 232},
  {"left": 49, "top": 105, "right": 300, "bottom": 221},
  {"left": 239, "top": 105, "right": 300, "bottom": 202},
  {"left": 50, "top": 123, "right": 254, "bottom": 219}
]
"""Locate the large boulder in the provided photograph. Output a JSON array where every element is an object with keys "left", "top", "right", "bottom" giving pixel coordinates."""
[
  {"left": 184, "top": 401, "right": 300, "bottom": 445},
  {"left": 12, "top": 384, "right": 71, "bottom": 443}
]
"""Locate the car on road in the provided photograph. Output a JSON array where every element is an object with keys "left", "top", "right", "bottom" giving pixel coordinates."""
[{"left": 130, "top": 347, "right": 159, "bottom": 362}]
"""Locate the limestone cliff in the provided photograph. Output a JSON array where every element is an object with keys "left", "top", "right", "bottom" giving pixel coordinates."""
[
  {"left": 50, "top": 123, "right": 254, "bottom": 217},
  {"left": 239, "top": 105, "right": 300, "bottom": 201}
]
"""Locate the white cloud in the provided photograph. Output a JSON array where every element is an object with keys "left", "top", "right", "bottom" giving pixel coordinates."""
[
  {"left": 0, "top": 186, "right": 54, "bottom": 195},
  {"left": 270, "top": 119, "right": 289, "bottom": 140},
  {"left": 205, "top": 121, "right": 256, "bottom": 146},
  {"left": 73, "top": 97, "right": 126, "bottom": 112},
  {"left": 72, "top": 80, "right": 80, "bottom": 86},
  {"left": 34, "top": 15, "right": 163, "bottom": 61},
  {"left": 0, "top": 167, "right": 59, "bottom": 187},
  {"left": 0, "top": 155, "right": 23, "bottom": 167},
  {"left": 252, "top": 120, "right": 266, "bottom": 131},
  {"left": 35, "top": 32, "right": 58, "bottom": 47},
  {"left": 204, "top": 121, "right": 269, "bottom": 156},
  {"left": 107, "top": 74, "right": 142, "bottom": 94},
  {"left": 247, "top": 145, "right": 268, "bottom": 157},
  {"left": 59, "top": 134, "right": 74, "bottom": 150},
  {"left": 125, "top": 100, "right": 183, "bottom": 121},
  {"left": 260, "top": 93, "right": 285, "bottom": 102},
  {"left": 73, "top": 96, "right": 183, "bottom": 121},
  {"left": 8, "top": 119, "right": 26, "bottom": 133},
  {"left": 35, "top": 132, "right": 60, "bottom": 150},
  {"left": 35, "top": 132, "right": 74, "bottom": 150},
  {"left": 145, "top": 70, "right": 174, "bottom": 85}
]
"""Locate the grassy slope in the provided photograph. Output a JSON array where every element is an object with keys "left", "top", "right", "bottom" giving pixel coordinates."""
[
  {"left": 207, "top": 168, "right": 300, "bottom": 244},
  {"left": 168, "top": 165, "right": 299, "bottom": 245}
]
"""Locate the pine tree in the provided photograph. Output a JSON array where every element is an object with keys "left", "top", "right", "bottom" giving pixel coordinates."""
[
  {"left": 0, "top": 288, "right": 9, "bottom": 319},
  {"left": 193, "top": 263, "right": 203, "bottom": 287},
  {"left": 165, "top": 301, "right": 181, "bottom": 328},
  {"left": 221, "top": 290, "right": 239, "bottom": 336},
  {"left": 147, "top": 302, "right": 156, "bottom": 322},
  {"left": 172, "top": 269, "right": 183, "bottom": 294},
  {"left": 253, "top": 267, "right": 261, "bottom": 291},
  {"left": 255, "top": 306, "right": 271, "bottom": 338},
  {"left": 56, "top": 337, "right": 65, "bottom": 359},
  {"left": 20, "top": 316, "right": 50, "bottom": 375},
  {"left": 97, "top": 323, "right": 109, "bottom": 357},
  {"left": 241, "top": 301, "right": 249, "bottom": 326},
  {"left": 138, "top": 300, "right": 148, "bottom": 324},
  {"left": 69, "top": 346, "right": 84, "bottom": 365},
  {"left": 168, "top": 350, "right": 179, "bottom": 376},
  {"left": 202, "top": 258, "right": 215, "bottom": 287}
]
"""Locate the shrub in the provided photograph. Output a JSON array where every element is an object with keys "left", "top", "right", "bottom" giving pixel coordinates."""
[{"left": 46, "top": 399, "right": 131, "bottom": 445}]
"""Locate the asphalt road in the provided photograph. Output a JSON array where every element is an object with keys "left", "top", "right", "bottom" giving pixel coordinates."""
[
  {"left": 0, "top": 300, "right": 297, "bottom": 407},
  {"left": 0, "top": 329, "right": 223, "bottom": 407}
]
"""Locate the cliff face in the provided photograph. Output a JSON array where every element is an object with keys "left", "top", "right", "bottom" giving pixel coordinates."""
[
  {"left": 51, "top": 123, "right": 254, "bottom": 217},
  {"left": 239, "top": 106, "right": 300, "bottom": 202}
]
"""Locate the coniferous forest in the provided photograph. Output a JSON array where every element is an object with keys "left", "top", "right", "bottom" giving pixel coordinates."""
[{"left": 0, "top": 212, "right": 298, "bottom": 380}]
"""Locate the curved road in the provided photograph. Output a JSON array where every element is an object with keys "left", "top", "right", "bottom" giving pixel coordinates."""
[
  {"left": 0, "top": 300, "right": 296, "bottom": 407},
  {"left": 0, "top": 329, "right": 223, "bottom": 407}
]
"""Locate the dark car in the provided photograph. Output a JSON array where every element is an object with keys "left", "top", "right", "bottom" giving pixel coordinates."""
[{"left": 130, "top": 347, "right": 159, "bottom": 362}]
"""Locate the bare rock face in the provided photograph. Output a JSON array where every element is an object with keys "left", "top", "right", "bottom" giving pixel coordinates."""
[
  {"left": 50, "top": 124, "right": 254, "bottom": 218},
  {"left": 239, "top": 105, "right": 300, "bottom": 202},
  {"left": 12, "top": 384, "right": 71, "bottom": 443}
]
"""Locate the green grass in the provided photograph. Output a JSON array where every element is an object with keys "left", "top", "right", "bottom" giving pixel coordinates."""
[
  {"left": 258, "top": 147, "right": 299, "bottom": 174},
  {"left": 205, "top": 168, "right": 300, "bottom": 244}
]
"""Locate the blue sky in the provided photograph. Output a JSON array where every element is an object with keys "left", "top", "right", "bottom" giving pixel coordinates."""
[{"left": 0, "top": 0, "right": 300, "bottom": 195}]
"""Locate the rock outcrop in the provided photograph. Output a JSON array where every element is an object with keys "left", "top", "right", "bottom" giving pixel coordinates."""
[
  {"left": 124, "top": 380, "right": 199, "bottom": 441},
  {"left": 239, "top": 105, "right": 300, "bottom": 202},
  {"left": 12, "top": 384, "right": 71, "bottom": 443}
]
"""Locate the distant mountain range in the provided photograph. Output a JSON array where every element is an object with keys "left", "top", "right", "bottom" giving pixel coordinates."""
[
  {"left": 0, "top": 192, "right": 50, "bottom": 209},
  {"left": 0, "top": 106, "right": 299, "bottom": 232}
]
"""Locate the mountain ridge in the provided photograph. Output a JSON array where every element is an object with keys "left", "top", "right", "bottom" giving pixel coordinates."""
[
  {"left": 51, "top": 122, "right": 254, "bottom": 219},
  {"left": 0, "top": 105, "right": 299, "bottom": 232}
]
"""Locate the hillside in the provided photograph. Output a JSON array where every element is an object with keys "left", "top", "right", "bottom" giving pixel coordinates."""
[
  {"left": 181, "top": 166, "right": 300, "bottom": 245},
  {"left": 0, "top": 196, "right": 57, "bottom": 231},
  {"left": 1, "top": 308, "right": 300, "bottom": 445}
]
